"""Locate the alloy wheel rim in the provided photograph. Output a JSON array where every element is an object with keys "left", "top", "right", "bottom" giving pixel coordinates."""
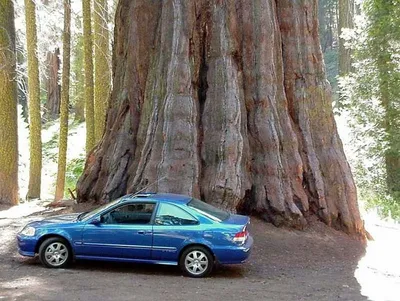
[
  {"left": 185, "top": 250, "right": 208, "bottom": 275},
  {"left": 44, "top": 242, "right": 68, "bottom": 266}
]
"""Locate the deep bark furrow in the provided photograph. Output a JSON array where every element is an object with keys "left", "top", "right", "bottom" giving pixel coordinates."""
[
  {"left": 126, "top": 0, "right": 200, "bottom": 196},
  {"left": 277, "top": 0, "right": 362, "bottom": 232},
  {"left": 201, "top": 1, "right": 248, "bottom": 209},
  {"left": 237, "top": 0, "right": 307, "bottom": 226},
  {"left": 155, "top": 0, "right": 200, "bottom": 196}
]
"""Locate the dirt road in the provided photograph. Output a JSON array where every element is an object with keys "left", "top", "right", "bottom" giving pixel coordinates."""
[{"left": 0, "top": 203, "right": 377, "bottom": 301}]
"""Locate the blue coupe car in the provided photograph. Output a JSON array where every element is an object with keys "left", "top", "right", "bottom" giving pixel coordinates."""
[{"left": 17, "top": 193, "right": 253, "bottom": 277}]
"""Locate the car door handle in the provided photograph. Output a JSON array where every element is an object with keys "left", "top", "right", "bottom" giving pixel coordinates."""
[{"left": 137, "top": 230, "right": 149, "bottom": 235}]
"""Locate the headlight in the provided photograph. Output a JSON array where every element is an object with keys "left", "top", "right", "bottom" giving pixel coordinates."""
[{"left": 20, "top": 226, "right": 35, "bottom": 236}]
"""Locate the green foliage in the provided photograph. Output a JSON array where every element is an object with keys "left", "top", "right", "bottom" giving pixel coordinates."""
[
  {"left": 43, "top": 118, "right": 83, "bottom": 163},
  {"left": 354, "top": 154, "right": 400, "bottom": 220},
  {"left": 43, "top": 133, "right": 59, "bottom": 162},
  {"left": 340, "top": 0, "right": 400, "bottom": 221},
  {"left": 64, "top": 155, "right": 85, "bottom": 197}
]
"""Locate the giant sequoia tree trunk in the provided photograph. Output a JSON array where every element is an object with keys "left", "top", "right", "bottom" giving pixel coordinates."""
[{"left": 77, "top": 0, "right": 364, "bottom": 235}]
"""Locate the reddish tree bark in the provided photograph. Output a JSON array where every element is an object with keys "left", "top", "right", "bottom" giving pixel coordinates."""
[
  {"left": 77, "top": 0, "right": 364, "bottom": 235},
  {"left": 45, "top": 48, "right": 61, "bottom": 120}
]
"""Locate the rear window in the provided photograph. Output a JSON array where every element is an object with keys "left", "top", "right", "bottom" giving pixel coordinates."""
[{"left": 188, "top": 198, "right": 230, "bottom": 221}]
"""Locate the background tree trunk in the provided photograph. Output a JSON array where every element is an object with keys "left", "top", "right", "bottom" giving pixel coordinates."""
[
  {"left": 25, "top": 0, "right": 42, "bottom": 199},
  {"left": 82, "top": 0, "right": 95, "bottom": 153},
  {"left": 72, "top": 33, "right": 85, "bottom": 122},
  {"left": 94, "top": 0, "right": 111, "bottom": 142},
  {"left": 318, "top": 0, "right": 337, "bottom": 52},
  {"left": 45, "top": 48, "right": 61, "bottom": 121},
  {"left": 77, "top": 0, "right": 364, "bottom": 235},
  {"left": 0, "top": 0, "right": 19, "bottom": 205},
  {"left": 16, "top": 39, "right": 29, "bottom": 123},
  {"left": 338, "top": 0, "right": 354, "bottom": 76},
  {"left": 55, "top": 0, "right": 71, "bottom": 201}
]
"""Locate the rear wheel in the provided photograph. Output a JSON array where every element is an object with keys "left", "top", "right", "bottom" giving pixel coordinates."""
[
  {"left": 179, "top": 246, "right": 214, "bottom": 278},
  {"left": 39, "top": 237, "right": 71, "bottom": 268}
]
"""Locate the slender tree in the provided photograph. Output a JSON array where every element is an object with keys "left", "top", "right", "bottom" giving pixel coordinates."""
[
  {"left": 338, "top": 0, "right": 354, "bottom": 76},
  {"left": 0, "top": 0, "right": 18, "bottom": 205},
  {"left": 94, "top": 0, "right": 111, "bottom": 142},
  {"left": 82, "top": 0, "right": 95, "bottom": 153},
  {"left": 25, "top": 0, "right": 42, "bottom": 199},
  {"left": 55, "top": 0, "right": 71, "bottom": 201},
  {"left": 73, "top": 33, "right": 85, "bottom": 122}
]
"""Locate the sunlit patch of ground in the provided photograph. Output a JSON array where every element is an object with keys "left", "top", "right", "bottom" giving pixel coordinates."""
[
  {"left": 355, "top": 212, "right": 400, "bottom": 301},
  {"left": 0, "top": 199, "right": 46, "bottom": 220}
]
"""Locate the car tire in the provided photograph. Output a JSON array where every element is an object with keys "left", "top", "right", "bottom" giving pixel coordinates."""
[
  {"left": 179, "top": 246, "right": 214, "bottom": 278},
  {"left": 39, "top": 237, "right": 71, "bottom": 268}
]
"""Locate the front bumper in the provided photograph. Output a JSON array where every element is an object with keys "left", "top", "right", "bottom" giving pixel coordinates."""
[{"left": 17, "top": 234, "right": 37, "bottom": 257}]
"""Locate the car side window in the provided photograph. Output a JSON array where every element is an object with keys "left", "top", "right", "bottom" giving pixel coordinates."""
[
  {"left": 155, "top": 203, "right": 198, "bottom": 226},
  {"left": 101, "top": 203, "right": 155, "bottom": 225}
]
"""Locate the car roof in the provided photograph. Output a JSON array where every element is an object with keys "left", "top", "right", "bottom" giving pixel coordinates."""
[{"left": 123, "top": 192, "right": 192, "bottom": 205}]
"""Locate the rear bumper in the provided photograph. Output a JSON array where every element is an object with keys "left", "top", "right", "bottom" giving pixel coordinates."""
[
  {"left": 214, "top": 235, "right": 254, "bottom": 264},
  {"left": 17, "top": 234, "right": 37, "bottom": 257}
]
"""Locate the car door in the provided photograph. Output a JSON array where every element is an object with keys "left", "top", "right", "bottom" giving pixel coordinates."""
[
  {"left": 81, "top": 202, "right": 156, "bottom": 259},
  {"left": 152, "top": 203, "right": 201, "bottom": 262}
]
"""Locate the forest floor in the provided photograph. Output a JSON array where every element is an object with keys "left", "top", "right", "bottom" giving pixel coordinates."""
[{"left": 1, "top": 201, "right": 399, "bottom": 301}]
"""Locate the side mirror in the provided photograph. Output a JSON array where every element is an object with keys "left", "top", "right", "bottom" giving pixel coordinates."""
[{"left": 89, "top": 218, "right": 101, "bottom": 225}]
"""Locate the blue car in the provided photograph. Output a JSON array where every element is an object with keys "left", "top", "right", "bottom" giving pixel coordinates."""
[{"left": 17, "top": 193, "right": 253, "bottom": 277}]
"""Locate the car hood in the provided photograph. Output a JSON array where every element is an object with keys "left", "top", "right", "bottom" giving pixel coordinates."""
[{"left": 29, "top": 213, "right": 81, "bottom": 227}]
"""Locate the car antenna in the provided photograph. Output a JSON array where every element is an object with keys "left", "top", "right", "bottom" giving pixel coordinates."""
[{"left": 130, "top": 176, "right": 167, "bottom": 196}]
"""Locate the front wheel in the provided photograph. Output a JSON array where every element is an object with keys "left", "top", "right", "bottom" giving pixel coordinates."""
[
  {"left": 179, "top": 246, "right": 214, "bottom": 278},
  {"left": 38, "top": 237, "right": 71, "bottom": 268}
]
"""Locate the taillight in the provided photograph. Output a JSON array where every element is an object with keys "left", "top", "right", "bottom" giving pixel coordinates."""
[{"left": 233, "top": 227, "right": 248, "bottom": 245}]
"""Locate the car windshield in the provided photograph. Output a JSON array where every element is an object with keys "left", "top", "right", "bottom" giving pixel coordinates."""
[
  {"left": 80, "top": 197, "right": 123, "bottom": 221},
  {"left": 188, "top": 198, "right": 230, "bottom": 222}
]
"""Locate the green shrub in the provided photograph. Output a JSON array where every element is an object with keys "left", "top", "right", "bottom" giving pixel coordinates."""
[{"left": 64, "top": 155, "right": 85, "bottom": 197}]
